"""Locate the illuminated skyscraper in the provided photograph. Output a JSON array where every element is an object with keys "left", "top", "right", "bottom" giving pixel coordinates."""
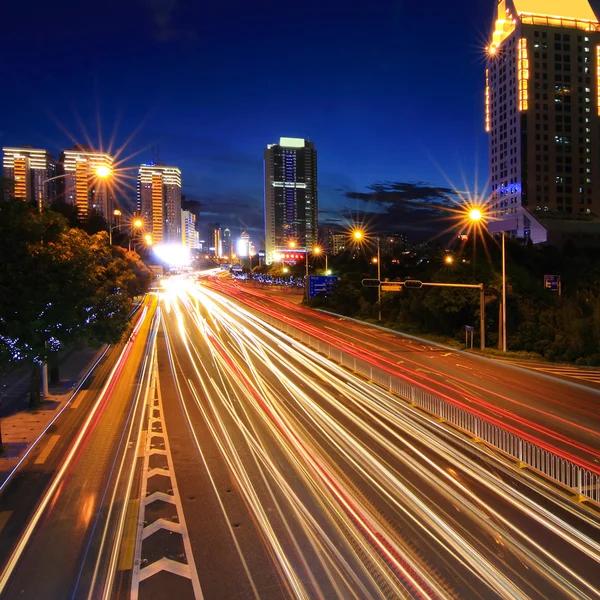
[
  {"left": 264, "top": 137, "right": 318, "bottom": 264},
  {"left": 486, "top": 0, "right": 600, "bottom": 243},
  {"left": 138, "top": 163, "right": 182, "bottom": 245},
  {"left": 222, "top": 228, "right": 232, "bottom": 257},
  {"left": 2, "top": 146, "right": 57, "bottom": 205},
  {"left": 59, "top": 146, "right": 113, "bottom": 220},
  {"left": 181, "top": 210, "right": 200, "bottom": 249}
]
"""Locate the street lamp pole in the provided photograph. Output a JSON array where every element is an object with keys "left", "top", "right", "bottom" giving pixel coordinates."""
[
  {"left": 377, "top": 237, "right": 381, "bottom": 322},
  {"left": 501, "top": 231, "right": 507, "bottom": 352}
]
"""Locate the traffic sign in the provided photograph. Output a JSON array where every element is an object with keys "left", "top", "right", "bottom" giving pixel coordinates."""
[
  {"left": 309, "top": 275, "right": 339, "bottom": 298},
  {"left": 544, "top": 274, "right": 560, "bottom": 292},
  {"left": 403, "top": 280, "right": 423, "bottom": 289},
  {"left": 380, "top": 284, "right": 403, "bottom": 292},
  {"left": 361, "top": 278, "right": 381, "bottom": 288}
]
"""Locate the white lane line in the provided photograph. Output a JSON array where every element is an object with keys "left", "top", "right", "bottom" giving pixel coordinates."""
[
  {"left": 0, "top": 310, "right": 147, "bottom": 595},
  {"left": 130, "top": 337, "right": 203, "bottom": 600},
  {"left": 91, "top": 310, "right": 159, "bottom": 600},
  {"left": 0, "top": 345, "right": 110, "bottom": 495},
  {"left": 161, "top": 312, "right": 259, "bottom": 598}
]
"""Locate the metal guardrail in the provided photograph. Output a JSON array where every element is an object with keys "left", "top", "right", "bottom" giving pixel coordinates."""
[{"left": 256, "top": 311, "right": 600, "bottom": 506}]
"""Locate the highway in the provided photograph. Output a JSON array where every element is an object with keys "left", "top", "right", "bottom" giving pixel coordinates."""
[
  {"left": 0, "top": 279, "right": 599, "bottom": 599},
  {"left": 212, "top": 278, "right": 600, "bottom": 474},
  {"left": 149, "top": 278, "right": 600, "bottom": 599},
  {"left": 0, "top": 295, "right": 158, "bottom": 599}
]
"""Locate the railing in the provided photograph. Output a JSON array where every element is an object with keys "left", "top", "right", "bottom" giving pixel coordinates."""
[{"left": 255, "top": 310, "right": 600, "bottom": 506}]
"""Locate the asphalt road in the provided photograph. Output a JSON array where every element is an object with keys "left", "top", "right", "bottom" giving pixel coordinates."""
[
  {"left": 151, "top": 278, "right": 600, "bottom": 599},
  {"left": 213, "top": 279, "right": 600, "bottom": 474},
  {"left": 0, "top": 296, "right": 158, "bottom": 599}
]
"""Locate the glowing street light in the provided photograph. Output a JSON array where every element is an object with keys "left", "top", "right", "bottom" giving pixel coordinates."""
[
  {"left": 445, "top": 255, "right": 454, "bottom": 265},
  {"left": 469, "top": 208, "right": 483, "bottom": 223},
  {"left": 145, "top": 234, "right": 153, "bottom": 246},
  {"left": 133, "top": 218, "right": 143, "bottom": 229},
  {"left": 466, "top": 204, "right": 506, "bottom": 352},
  {"left": 351, "top": 226, "right": 381, "bottom": 321},
  {"left": 95, "top": 165, "right": 112, "bottom": 179}
]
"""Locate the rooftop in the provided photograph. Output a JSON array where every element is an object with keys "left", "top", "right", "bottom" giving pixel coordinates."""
[{"left": 510, "top": 0, "right": 598, "bottom": 22}]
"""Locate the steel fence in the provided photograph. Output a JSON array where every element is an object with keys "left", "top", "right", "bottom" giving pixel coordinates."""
[{"left": 256, "top": 311, "right": 600, "bottom": 505}]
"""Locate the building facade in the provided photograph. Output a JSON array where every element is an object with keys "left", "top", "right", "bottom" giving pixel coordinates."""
[
  {"left": 138, "top": 163, "right": 182, "bottom": 245},
  {"left": 486, "top": 0, "right": 600, "bottom": 243},
  {"left": 222, "top": 228, "right": 232, "bottom": 257},
  {"left": 59, "top": 146, "right": 113, "bottom": 220},
  {"left": 181, "top": 210, "right": 200, "bottom": 249},
  {"left": 2, "top": 146, "right": 57, "bottom": 206},
  {"left": 264, "top": 137, "right": 318, "bottom": 264},
  {"left": 328, "top": 232, "right": 347, "bottom": 255}
]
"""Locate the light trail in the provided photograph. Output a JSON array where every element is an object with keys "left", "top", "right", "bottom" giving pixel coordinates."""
[
  {"left": 208, "top": 280, "right": 600, "bottom": 473},
  {"left": 0, "top": 304, "right": 151, "bottom": 597},
  {"left": 156, "top": 279, "right": 600, "bottom": 599}
]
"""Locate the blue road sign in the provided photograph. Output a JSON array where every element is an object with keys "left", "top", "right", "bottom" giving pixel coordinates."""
[
  {"left": 544, "top": 274, "right": 560, "bottom": 292},
  {"left": 309, "top": 275, "right": 339, "bottom": 298},
  {"left": 465, "top": 325, "right": 475, "bottom": 332}
]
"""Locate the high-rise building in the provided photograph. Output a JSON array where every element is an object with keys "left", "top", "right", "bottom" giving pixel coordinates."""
[
  {"left": 2, "top": 146, "right": 57, "bottom": 206},
  {"left": 222, "top": 228, "right": 232, "bottom": 257},
  {"left": 264, "top": 137, "right": 318, "bottom": 264},
  {"left": 208, "top": 223, "right": 222, "bottom": 257},
  {"left": 59, "top": 146, "right": 113, "bottom": 220},
  {"left": 486, "top": 0, "right": 600, "bottom": 244},
  {"left": 328, "top": 232, "right": 347, "bottom": 255},
  {"left": 181, "top": 210, "right": 200, "bottom": 249},
  {"left": 138, "top": 163, "right": 182, "bottom": 245}
]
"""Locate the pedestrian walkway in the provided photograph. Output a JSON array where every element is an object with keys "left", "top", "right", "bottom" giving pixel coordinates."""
[{"left": 0, "top": 346, "right": 107, "bottom": 489}]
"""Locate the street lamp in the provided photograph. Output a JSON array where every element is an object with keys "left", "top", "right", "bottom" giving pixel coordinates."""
[
  {"left": 445, "top": 255, "right": 454, "bottom": 265},
  {"left": 109, "top": 209, "right": 122, "bottom": 245},
  {"left": 313, "top": 245, "right": 328, "bottom": 273},
  {"left": 467, "top": 205, "right": 506, "bottom": 352},
  {"left": 36, "top": 165, "right": 112, "bottom": 399},
  {"left": 351, "top": 228, "right": 381, "bottom": 321}
]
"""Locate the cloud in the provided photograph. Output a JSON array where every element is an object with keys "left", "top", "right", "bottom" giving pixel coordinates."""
[{"left": 324, "top": 181, "right": 461, "bottom": 240}]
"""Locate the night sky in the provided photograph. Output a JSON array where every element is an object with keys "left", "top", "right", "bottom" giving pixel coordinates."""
[{"left": 2, "top": 0, "right": 600, "bottom": 243}]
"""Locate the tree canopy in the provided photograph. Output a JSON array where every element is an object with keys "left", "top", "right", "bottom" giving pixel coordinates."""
[{"left": 0, "top": 200, "right": 152, "bottom": 402}]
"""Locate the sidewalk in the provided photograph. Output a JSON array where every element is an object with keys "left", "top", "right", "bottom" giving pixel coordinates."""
[{"left": 0, "top": 346, "right": 107, "bottom": 487}]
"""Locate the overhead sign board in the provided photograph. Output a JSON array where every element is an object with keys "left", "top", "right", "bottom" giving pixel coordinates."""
[
  {"left": 309, "top": 275, "right": 339, "bottom": 298},
  {"left": 361, "top": 278, "right": 381, "bottom": 288},
  {"left": 403, "top": 280, "right": 423, "bottom": 289},
  {"left": 380, "top": 284, "right": 403, "bottom": 292}
]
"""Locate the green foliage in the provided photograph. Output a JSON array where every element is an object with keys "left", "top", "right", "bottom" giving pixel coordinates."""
[
  {"left": 324, "top": 235, "right": 600, "bottom": 364},
  {"left": 0, "top": 200, "right": 152, "bottom": 391}
]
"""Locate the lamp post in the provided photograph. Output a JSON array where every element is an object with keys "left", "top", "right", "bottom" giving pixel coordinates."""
[
  {"left": 353, "top": 229, "right": 381, "bottom": 321},
  {"left": 468, "top": 207, "right": 506, "bottom": 352},
  {"left": 37, "top": 167, "right": 111, "bottom": 399},
  {"left": 109, "top": 209, "right": 122, "bottom": 245},
  {"left": 129, "top": 218, "right": 144, "bottom": 251}
]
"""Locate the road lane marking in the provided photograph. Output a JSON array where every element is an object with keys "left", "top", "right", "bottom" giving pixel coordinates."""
[
  {"left": 70, "top": 389, "right": 89, "bottom": 409},
  {"left": 137, "top": 431, "right": 147, "bottom": 459},
  {"left": 118, "top": 499, "right": 140, "bottom": 571},
  {"left": 0, "top": 512, "right": 12, "bottom": 535},
  {"left": 34, "top": 435, "right": 60, "bottom": 465}
]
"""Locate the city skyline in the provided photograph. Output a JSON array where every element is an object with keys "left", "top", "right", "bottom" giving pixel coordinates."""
[{"left": 2, "top": 0, "right": 572, "bottom": 242}]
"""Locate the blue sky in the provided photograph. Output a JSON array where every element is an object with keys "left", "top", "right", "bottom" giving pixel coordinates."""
[{"left": 2, "top": 0, "right": 598, "bottom": 242}]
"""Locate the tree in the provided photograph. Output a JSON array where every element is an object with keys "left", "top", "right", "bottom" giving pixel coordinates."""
[{"left": 0, "top": 200, "right": 152, "bottom": 407}]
